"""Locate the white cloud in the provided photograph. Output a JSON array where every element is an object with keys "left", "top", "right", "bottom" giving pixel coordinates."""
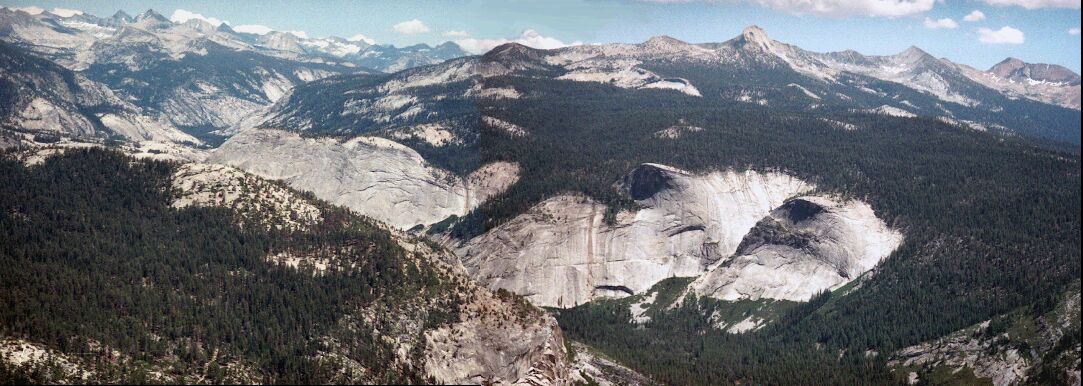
[
  {"left": 751, "top": 0, "right": 936, "bottom": 17},
  {"left": 392, "top": 19, "right": 431, "bottom": 35},
  {"left": 4, "top": 6, "right": 81, "bottom": 17},
  {"left": 50, "top": 8, "right": 83, "bottom": 17},
  {"left": 982, "top": 0, "right": 1079, "bottom": 9},
  {"left": 962, "top": 10, "right": 986, "bottom": 21},
  {"left": 977, "top": 26, "right": 1025, "bottom": 44},
  {"left": 443, "top": 30, "right": 471, "bottom": 38},
  {"left": 1070, "top": 27, "right": 1081, "bottom": 35},
  {"left": 6, "top": 6, "right": 44, "bottom": 15},
  {"left": 232, "top": 24, "right": 308, "bottom": 39},
  {"left": 348, "top": 34, "right": 377, "bottom": 45},
  {"left": 285, "top": 30, "right": 308, "bottom": 39},
  {"left": 455, "top": 29, "right": 582, "bottom": 54},
  {"left": 170, "top": 9, "right": 227, "bottom": 27},
  {"left": 234, "top": 24, "right": 274, "bottom": 35},
  {"left": 923, "top": 17, "right": 958, "bottom": 29}
]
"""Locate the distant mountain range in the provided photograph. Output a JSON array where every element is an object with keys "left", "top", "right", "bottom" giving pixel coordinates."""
[
  {"left": 259, "top": 25, "right": 1080, "bottom": 150},
  {"left": 0, "top": 7, "right": 1079, "bottom": 385},
  {"left": 0, "top": 7, "right": 467, "bottom": 73},
  {"left": 0, "top": 7, "right": 468, "bottom": 141}
]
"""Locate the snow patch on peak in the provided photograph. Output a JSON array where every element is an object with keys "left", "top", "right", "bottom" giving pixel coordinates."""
[{"left": 787, "top": 83, "right": 821, "bottom": 100}]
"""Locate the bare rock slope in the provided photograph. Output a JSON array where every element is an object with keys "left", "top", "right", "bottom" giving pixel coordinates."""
[
  {"left": 454, "top": 163, "right": 901, "bottom": 308},
  {"left": 210, "top": 129, "right": 517, "bottom": 230},
  {"left": 689, "top": 195, "right": 903, "bottom": 302}
]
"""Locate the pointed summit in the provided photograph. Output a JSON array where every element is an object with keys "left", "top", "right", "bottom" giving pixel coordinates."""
[
  {"left": 891, "top": 46, "right": 939, "bottom": 68},
  {"left": 730, "top": 25, "right": 775, "bottom": 52},
  {"left": 111, "top": 10, "right": 133, "bottom": 23},
  {"left": 899, "top": 45, "right": 927, "bottom": 57},
  {"left": 135, "top": 9, "right": 168, "bottom": 22},
  {"left": 896, "top": 46, "right": 935, "bottom": 62},
  {"left": 216, "top": 23, "right": 235, "bottom": 34},
  {"left": 741, "top": 25, "right": 768, "bottom": 40}
]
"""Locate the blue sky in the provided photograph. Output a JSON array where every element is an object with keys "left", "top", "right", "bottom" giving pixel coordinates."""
[{"left": 3, "top": 0, "right": 1080, "bottom": 71}]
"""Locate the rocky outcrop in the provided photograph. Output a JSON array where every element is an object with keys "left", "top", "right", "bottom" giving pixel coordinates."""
[
  {"left": 455, "top": 163, "right": 812, "bottom": 308},
  {"left": 890, "top": 287, "right": 1081, "bottom": 386},
  {"left": 165, "top": 156, "right": 569, "bottom": 385},
  {"left": 423, "top": 293, "right": 570, "bottom": 385},
  {"left": 468, "top": 161, "right": 521, "bottom": 205},
  {"left": 210, "top": 129, "right": 518, "bottom": 229},
  {"left": 171, "top": 162, "right": 323, "bottom": 231},
  {"left": 568, "top": 342, "right": 658, "bottom": 386},
  {"left": 689, "top": 195, "right": 903, "bottom": 301},
  {"left": 0, "top": 42, "right": 199, "bottom": 145}
]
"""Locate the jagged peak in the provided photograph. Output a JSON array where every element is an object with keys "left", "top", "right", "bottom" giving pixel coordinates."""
[
  {"left": 135, "top": 9, "right": 168, "bottom": 22},
  {"left": 729, "top": 25, "right": 775, "bottom": 51},
  {"left": 111, "top": 10, "right": 133, "bottom": 22},
  {"left": 215, "top": 23, "right": 235, "bottom": 33},
  {"left": 741, "top": 25, "right": 769, "bottom": 41}
]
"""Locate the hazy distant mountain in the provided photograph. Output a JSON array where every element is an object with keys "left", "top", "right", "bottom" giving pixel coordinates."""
[
  {"left": 0, "top": 10, "right": 1078, "bottom": 385},
  {"left": 0, "top": 42, "right": 198, "bottom": 146},
  {"left": 958, "top": 57, "right": 1080, "bottom": 110},
  {"left": 0, "top": 7, "right": 470, "bottom": 140},
  {"left": 259, "top": 25, "right": 1080, "bottom": 146}
]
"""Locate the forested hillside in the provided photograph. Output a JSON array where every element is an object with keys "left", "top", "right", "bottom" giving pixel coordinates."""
[
  {"left": 461, "top": 75, "right": 1081, "bottom": 383},
  {"left": 0, "top": 148, "right": 561, "bottom": 384}
]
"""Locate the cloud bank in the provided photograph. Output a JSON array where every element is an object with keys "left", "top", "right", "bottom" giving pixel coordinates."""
[
  {"left": 923, "top": 17, "right": 958, "bottom": 29},
  {"left": 170, "top": 9, "right": 227, "bottom": 27},
  {"left": 393, "top": 19, "right": 431, "bottom": 35},
  {"left": 455, "top": 29, "right": 581, "bottom": 54},
  {"left": 983, "top": 0, "right": 1080, "bottom": 9},
  {"left": 348, "top": 34, "right": 377, "bottom": 45},
  {"left": 977, "top": 26, "right": 1025, "bottom": 44},
  {"left": 962, "top": 10, "right": 986, "bottom": 22},
  {"left": 751, "top": 0, "right": 937, "bottom": 17}
]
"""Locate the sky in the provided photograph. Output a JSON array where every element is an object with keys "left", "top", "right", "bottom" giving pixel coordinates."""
[{"left": 2, "top": 0, "right": 1080, "bottom": 72}]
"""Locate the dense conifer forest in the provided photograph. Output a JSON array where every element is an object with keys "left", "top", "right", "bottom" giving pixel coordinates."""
[
  {"left": 458, "top": 75, "right": 1082, "bottom": 384},
  {"left": 0, "top": 149, "right": 463, "bottom": 383}
]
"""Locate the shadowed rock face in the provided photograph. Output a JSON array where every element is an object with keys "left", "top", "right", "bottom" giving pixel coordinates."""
[
  {"left": 734, "top": 217, "right": 815, "bottom": 257},
  {"left": 455, "top": 163, "right": 813, "bottom": 308},
  {"left": 691, "top": 195, "right": 903, "bottom": 302},
  {"left": 779, "top": 198, "right": 825, "bottom": 223},
  {"left": 622, "top": 164, "right": 675, "bottom": 200}
]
